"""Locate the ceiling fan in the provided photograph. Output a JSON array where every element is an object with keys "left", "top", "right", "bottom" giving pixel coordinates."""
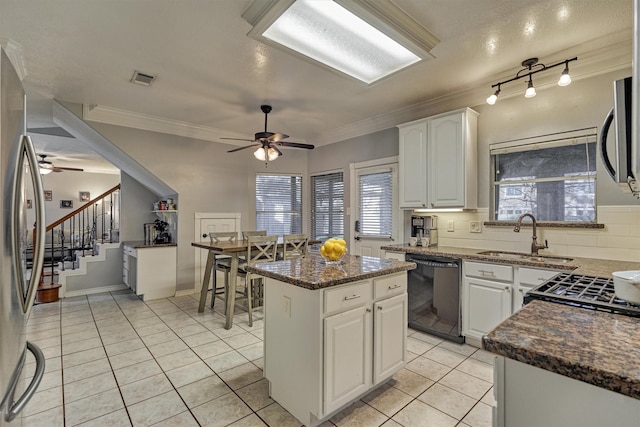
[
  {"left": 224, "top": 105, "right": 314, "bottom": 161},
  {"left": 37, "top": 154, "right": 84, "bottom": 173}
]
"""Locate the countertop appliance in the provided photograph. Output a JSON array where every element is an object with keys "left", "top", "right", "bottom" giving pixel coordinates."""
[
  {"left": 600, "top": 76, "right": 640, "bottom": 198},
  {"left": 524, "top": 272, "right": 640, "bottom": 318},
  {"left": 0, "top": 47, "right": 46, "bottom": 425},
  {"left": 406, "top": 253, "right": 463, "bottom": 343},
  {"left": 410, "top": 215, "right": 438, "bottom": 246}
]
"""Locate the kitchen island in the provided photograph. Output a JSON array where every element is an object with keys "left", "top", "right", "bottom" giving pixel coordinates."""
[{"left": 246, "top": 254, "right": 415, "bottom": 427}]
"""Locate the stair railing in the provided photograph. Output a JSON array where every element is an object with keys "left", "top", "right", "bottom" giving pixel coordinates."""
[{"left": 36, "top": 184, "right": 121, "bottom": 284}]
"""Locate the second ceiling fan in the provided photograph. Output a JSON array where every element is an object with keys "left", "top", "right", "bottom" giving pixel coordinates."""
[
  {"left": 224, "top": 105, "right": 314, "bottom": 161},
  {"left": 38, "top": 154, "right": 84, "bottom": 173}
]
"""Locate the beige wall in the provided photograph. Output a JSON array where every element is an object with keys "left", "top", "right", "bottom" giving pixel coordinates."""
[{"left": 87, "top": 121, "right": 307, "bottom": 292}]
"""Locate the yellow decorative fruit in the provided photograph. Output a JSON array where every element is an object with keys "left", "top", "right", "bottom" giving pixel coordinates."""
[{"left": 321, "top": 238, "right": 348, "bottom": 261}]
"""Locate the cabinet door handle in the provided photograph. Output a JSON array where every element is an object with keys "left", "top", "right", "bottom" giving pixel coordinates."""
[
  {"left": 344, "top": 294, "right": 361, "bottom": 301},
  {"left": 366, "top": 308, "right": 372, "bottom": 313},
  {"left": 519, "top": 289, "right": 524, "bottom": 293},
  {"left": 537, "top": 277, "right": 547, "bottom": 281},
  {"left": 504, "top": 286, "right": 510, "bottom": 292},
  {"left": 387, "top": 284, "right": 402, "bottom": 290},
  {"left": 377, "top": 306, "right": 383, "bottom": 310},
  {"left": 479, "top": 269, "right": 495, "bottom": 277}
]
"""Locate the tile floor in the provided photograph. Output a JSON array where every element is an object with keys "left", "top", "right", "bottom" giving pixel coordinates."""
[{"left": 21, "top": 290, "right": 494, "bottom": 426}]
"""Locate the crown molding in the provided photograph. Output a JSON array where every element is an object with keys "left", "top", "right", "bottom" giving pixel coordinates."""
[{"left": 82, "top": 104, "right": 248, "bottom": 142}]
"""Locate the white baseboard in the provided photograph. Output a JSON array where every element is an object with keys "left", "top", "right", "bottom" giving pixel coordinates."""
[
  {"left": 175, "top": 288, "right": 197, "bottom": 297},
  {"left": 64, "top": 284, "right": 129, "bottom": 298}
]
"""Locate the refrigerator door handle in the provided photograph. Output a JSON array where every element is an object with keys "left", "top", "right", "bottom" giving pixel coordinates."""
[
  {"left": 5, "top": 342, "right": 45, "bottom": 422},
  {"left": 12, "top": 134, "right": 46, "bottom": 314}
]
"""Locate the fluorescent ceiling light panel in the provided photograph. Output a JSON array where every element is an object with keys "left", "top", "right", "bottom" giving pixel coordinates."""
[{"left": 243, "top": 0, "right": 438, "bottom": 84}]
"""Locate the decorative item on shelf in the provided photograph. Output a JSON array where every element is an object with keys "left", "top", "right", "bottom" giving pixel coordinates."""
[
  {"left": 319, "top": 237, "right": 347, "bottom": 265},
  {"left": 166, "top": 198, "right": 177, "bottom": 210},
  {"left": 486, "top": 56, "right": 577, "bottom": 105},
  {"left": 153, "top": 201, "right": 159, "bottom": 210},
  {"left": 153, "top": 219, "right": 171, "bottom": 244},
  {"left": 158, "top": 201, "right": 166, "bottom": 210}
]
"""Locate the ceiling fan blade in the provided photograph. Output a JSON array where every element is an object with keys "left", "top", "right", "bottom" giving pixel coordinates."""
[
  {"left": 277, "top": 141, "right": 315, "bottom": 150},
  {"left": 58, "top": 167, "right": 84, "bottom": 172},
  {"left": 267, "top": 132, "right": 289, "bottom": 143},
  {"left": 272, "top": 145, "right": 283, "bottom": 157},
  {"left": 227, "top": 143, "right": 259, "bottom": 153},
  {"left": 221, "top": 137, "right": 256, "bottom": 142}
]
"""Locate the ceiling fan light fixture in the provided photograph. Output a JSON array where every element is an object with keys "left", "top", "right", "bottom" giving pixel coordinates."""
[
  {"left": 243, "top": 0, "right": 438, "bottom": 84},
  {"left": 39, "top": 167, "right": 53, "bottom": 175},
  {"left": 254, "top": 146, "right": 280, "bottom": 162}
]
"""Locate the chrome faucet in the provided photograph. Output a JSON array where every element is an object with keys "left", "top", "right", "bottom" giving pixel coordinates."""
[{"left": 514, "top": 213, "right": 548, "bottom": 255}]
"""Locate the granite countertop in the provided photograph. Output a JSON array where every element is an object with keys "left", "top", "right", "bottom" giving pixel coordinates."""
[
  {"left": 380, "top": 244, "right": 639, "bottom": 278},
  {"left": 122, "top": 241, "right": 177, "bottom": 249},
  {"left": 483, "top": 300, "right": 640, "bottom": 399},
  {"left": 245, "top": 254, "right": 416, "bottom": 290}
]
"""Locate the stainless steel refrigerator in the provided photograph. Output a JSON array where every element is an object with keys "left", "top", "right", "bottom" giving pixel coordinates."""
[{"left": 0, "top": 47, "right": 47, "bottom": 425}]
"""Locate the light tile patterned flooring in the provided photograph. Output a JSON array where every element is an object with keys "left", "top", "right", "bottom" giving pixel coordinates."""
[{"left": 22, "top": 290, "right": 495, "bottom": 426}]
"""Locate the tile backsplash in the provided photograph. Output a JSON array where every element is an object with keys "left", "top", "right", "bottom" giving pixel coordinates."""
[{"left": 433, "top": 206, "right": 640, "bottom": 263}]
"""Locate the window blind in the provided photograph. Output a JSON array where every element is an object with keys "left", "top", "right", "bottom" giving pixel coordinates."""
[
  {"left": 311, "top": 172, "right": 344, "bottom": 241},
  {"left": 358, "top": 170, "right": 392, "bottom": 238},
  {"left": 256, "top": 174, "right": 302, "bottom": 235}
]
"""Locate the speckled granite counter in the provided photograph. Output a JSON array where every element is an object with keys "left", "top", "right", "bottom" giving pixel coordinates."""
[
  {"left": 246, "top": 254, "right": 416, "bottom": 290},
  {"left": 122, "top": 240, "right": 177, "bottom": 249},
  {"left": 380, "top": 244, "right": 639, "bottom": 278},
  {"left": 483, "top": 300, "right": 640, "bottom": 399}
]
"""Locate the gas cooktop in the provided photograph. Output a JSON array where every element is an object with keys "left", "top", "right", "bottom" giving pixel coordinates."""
[{"left": 525, "top": 272, "right": 640, "bottom": 318}]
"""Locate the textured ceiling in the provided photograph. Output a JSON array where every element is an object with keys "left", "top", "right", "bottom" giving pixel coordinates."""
[{"left": 0, "top": 0, "right": 633, "bottom": 172}]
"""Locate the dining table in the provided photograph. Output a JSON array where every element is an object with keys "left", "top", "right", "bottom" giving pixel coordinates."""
[{"left": 192, "top": 238, "right": 320, "bottom": 329}]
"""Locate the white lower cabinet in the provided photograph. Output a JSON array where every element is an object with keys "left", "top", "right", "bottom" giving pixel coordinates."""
[
  {"left": 122, "top": 243, "right": 177, "bottom": 300},
  {"left": 464, "top": 276, "right": 512, "bottom": 342},
  {"left": 324, "top": 305, "right": 371, "bottom": 415},
  {"left": 264, "top": 272, "right": 407, "bottom": 427},
  {"left": 463, "top": 261, "right": 561, "bottom": 346}
]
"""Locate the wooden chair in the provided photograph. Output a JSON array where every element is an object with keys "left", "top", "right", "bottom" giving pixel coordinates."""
[
  {"left": 242, "top": 230, "right": 266, "bottom": 240},
  {"left": 282, "top": 233, "right": 309, "bottom": 260},
  {"left": 242, "top": 234, "right": 278, "bottom": 327},
  {"left": 208, "top": 231, "right": 238, "bottom": 309}
]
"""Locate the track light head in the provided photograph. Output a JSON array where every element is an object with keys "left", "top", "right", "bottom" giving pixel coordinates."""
[
  {"left": 486, "top": 85, "right": 501, "bottom": 105},
  {"left": 525, "top": 77, "right": 536, "bottom": 98},
  {"left": 558, "top": 63, "right": 572, "bottom": 86}
]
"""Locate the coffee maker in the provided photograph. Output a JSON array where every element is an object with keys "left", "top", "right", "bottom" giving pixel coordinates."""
[{"left": 410, "top": 215, "right": 438, "bottom": 246}]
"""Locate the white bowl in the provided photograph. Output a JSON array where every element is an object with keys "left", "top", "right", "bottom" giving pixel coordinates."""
[{"left": 612, "top": 270, "right": 640, "bottom": 304}]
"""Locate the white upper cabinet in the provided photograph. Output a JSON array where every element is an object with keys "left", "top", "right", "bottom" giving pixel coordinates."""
[
  {"left": 398, "top": 121, "right": 428, "bottom": 208},
  {"left": 398, "top": 108, "right": 478, "bottom": 209}
]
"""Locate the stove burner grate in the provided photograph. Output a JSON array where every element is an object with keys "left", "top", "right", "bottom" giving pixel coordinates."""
[{"left": 525, "top": 272, "right": 640, "bottom": 317}]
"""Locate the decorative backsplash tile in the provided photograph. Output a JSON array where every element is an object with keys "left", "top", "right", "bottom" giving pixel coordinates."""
[{"left": 434, "top": 206, "right": 640, "bottom": 262}]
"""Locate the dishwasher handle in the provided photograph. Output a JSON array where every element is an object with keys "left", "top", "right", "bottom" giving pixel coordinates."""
[{"left": 408, "top": 258, "right": 459, "bottom": 269}]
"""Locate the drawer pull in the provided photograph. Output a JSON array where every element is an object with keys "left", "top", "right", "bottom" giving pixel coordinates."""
[
  {"left": 344, "top": 294, "right": 361, "bottom": 301},
  {"left": 479, "top": 269, "right": 496, "bottom": 276},
  {"left": 387, "top": 284, "right": 402, "bottom": 290},
  {"left": 377, "top": 306, "right": 383, "bottom": 310},
  {"left": 537, "top": 277, "right": 547, "bottom": 281},
  {"left": 366, "top": 308, "right": 372, "bottom": 313},
  {"left": 504, "top": 286, "right": 510, "bottom": 292}
]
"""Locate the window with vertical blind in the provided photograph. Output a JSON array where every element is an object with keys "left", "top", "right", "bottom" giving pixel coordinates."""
[
  {"left": 311, "top": 172, "right": 344, "bottom": 241},
  {"left": 358, "top": 169, "right": 393, "bottom": 238},
  {"left": 256, "top": 174, "right": 302, "bottom": 235}
]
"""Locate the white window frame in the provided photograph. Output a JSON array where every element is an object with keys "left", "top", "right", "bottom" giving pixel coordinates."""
[{"left": 255, "top": 173, "right": 303, "bottom": 235}]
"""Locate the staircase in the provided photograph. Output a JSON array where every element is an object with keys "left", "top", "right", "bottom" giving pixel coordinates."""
[{"left": 37, "top": 184, "right": 124, "bottom": 298}]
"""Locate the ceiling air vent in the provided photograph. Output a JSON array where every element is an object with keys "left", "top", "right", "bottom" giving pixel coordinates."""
[{"left": 131, "top": 70, "right": 156, "bottom": 86}]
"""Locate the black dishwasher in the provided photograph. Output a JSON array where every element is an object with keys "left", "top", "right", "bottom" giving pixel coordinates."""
[{"left": 406, "top": 254, "right": 463, "bottom": 343}]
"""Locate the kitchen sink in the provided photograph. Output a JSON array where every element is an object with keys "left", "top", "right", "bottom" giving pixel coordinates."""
[{"left": 477, "top": 251, "right": 574, "bottom": 264}]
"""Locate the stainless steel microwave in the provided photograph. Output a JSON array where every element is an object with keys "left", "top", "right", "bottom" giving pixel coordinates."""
[{"left": 600, "top": 76, "right": 640, "bottom": 197}]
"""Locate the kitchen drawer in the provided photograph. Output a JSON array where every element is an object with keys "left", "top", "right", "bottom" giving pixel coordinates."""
[
  {"left": 324, "top": 281, "right": 372, "bottom": 314},
  {"left": 464, "top": 261, "right": 513, "bottom": 282},
  {"left": 519, "top": 268, "right": 559, "bottom": 286},
  {"left": 373, "top": 273, "right": 406, "bottom": 300}
]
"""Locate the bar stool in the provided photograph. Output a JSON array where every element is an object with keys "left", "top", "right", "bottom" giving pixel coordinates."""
[
  {"left": 243, "top": 234, "right": 278, "bottom": 327},
  {"left": 208, "top": 231, "right": 238, "bottom": 309},
  {"left": 282, "top": 233, "right": 309, "bottom": 259}
]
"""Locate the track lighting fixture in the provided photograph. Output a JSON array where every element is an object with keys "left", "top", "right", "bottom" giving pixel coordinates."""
[{"left": 487, "top": 56, "right": 577, "bottom": 105}]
